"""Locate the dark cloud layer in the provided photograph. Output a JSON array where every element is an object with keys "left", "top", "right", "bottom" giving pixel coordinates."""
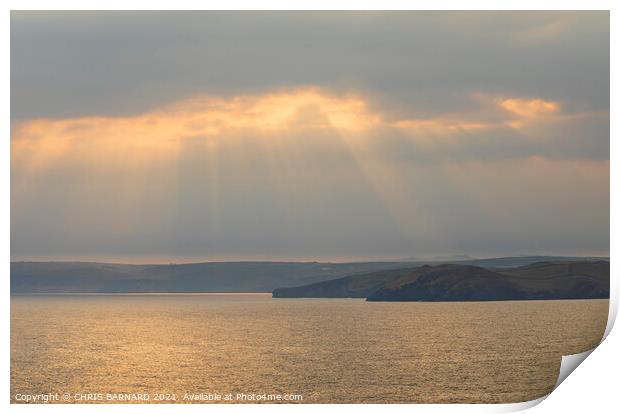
[{"left": 11, "top": 11, "right": 609, "bottom": 120}]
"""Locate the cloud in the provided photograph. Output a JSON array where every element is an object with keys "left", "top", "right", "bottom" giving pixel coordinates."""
[
  {"left": 12, "top": 88, "right": 607, "bottom": 182},
  {"left": 13, "top": 87, "right": 378, "bottom": 142},
  {"left": 9, "top": 10, "right": 609, "bottom": 260},
  {"left": 11, "top": 88, "right": 609, "bottom": 260},
  {"left": 499, "top": 97, "right": 560, "bottom": 117},
  {"left": 11, "top": 11, "right": 609, "bottom": 122}
]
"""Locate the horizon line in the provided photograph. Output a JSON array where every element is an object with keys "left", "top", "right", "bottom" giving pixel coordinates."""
[{"left": 9, "top": 254, "right": 611, "bottom": 267}]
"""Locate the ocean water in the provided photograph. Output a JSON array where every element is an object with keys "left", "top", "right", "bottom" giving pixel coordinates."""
[{"left": 11, "top": 295, "right": 608, "bottom": 403}]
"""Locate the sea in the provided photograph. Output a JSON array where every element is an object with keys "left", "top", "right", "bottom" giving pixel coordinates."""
[{"left": 10, "top": 294, "right": 608, "bottom": 403}]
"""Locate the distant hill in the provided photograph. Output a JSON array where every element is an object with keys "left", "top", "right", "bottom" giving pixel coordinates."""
[
  {"left": 11, "top": 256, "right": 609, "bottom": 295},
  {"left": 366, "top": 264, "right": 524, "bottom": 301},
  {"left": 272, "top": 260, "right": 609, "bottom": 302},
  {"left": 400, "top": 254, "right": 474, "bottom": 262},
  {"left": 10, "top": 260, "right": 418, "bottom": 294},
  {"left": 272, "top": 267, "right": 416, "bottom": 298},
  {"left": 401, "top": 255, "right": 609, "bottom": 268},
  {"left": 492, "top": 261, "right": 610, "bottom": 299},
  {"left": 367, "top": 261, "right": 609, "bottom": 301}
]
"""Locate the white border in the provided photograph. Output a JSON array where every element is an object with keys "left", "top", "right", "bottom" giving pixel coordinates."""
[{"left": 2, "top": 2, "right": 616, "bottom": 414}]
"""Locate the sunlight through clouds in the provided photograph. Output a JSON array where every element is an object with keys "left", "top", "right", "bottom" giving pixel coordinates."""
[
  {"left": 11, "top": 87, "right": 579, "bottom": 172},
  {"left": 10, "top": 86, "right": 609, "bottom": 260}
]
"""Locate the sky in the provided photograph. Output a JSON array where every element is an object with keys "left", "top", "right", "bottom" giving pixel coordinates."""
[{"left": 10, "top": 11, "right": 609, "bottom": 263}]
